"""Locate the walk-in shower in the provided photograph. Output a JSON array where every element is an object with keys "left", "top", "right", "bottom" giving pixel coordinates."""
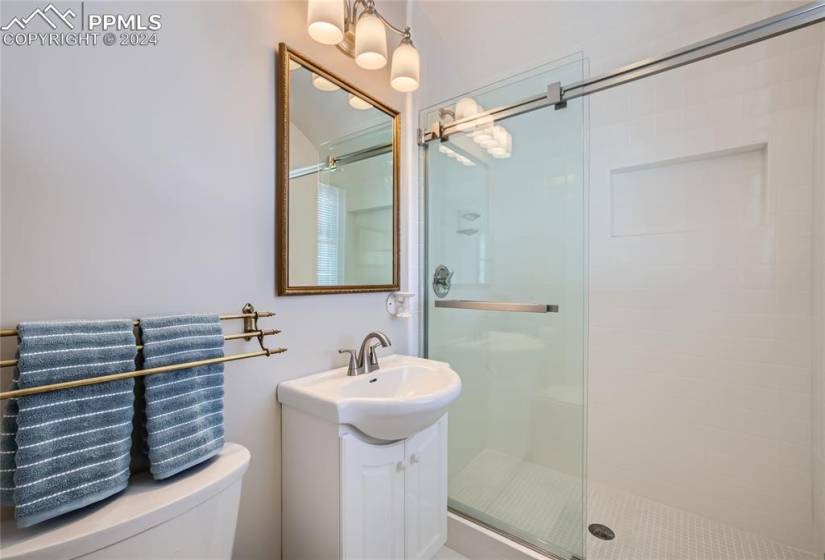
[{"left": 420, "top": 3, "right": 825, "bottom": 559}]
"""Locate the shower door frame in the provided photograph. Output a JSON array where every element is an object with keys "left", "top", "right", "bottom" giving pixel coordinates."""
[
  {"left": 420, "top": 138, "right": 590, "bottom": 560},
  {"left": 420, "top": 50, "right": 591, "bottom": 560}
]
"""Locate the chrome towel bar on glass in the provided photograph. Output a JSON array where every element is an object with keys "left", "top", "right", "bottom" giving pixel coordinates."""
[
  {"left": 434, "top": 300, "right": 559, "bottom": 313},
  {"left": 0, "top": 303, "right": 286, "bottom": 400}
]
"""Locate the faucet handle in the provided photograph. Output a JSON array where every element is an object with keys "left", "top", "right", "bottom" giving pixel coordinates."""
[
  {"left": 338, "top": 349, "right": 358, "bottom": 376},
  {"left": 367, "top": 342, "right": 382, "bottom": 367},
  {"left": 366, "top": 338, "right": 392, "bottom": 372}
]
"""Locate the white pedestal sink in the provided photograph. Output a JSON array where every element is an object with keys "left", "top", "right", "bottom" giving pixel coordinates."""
[
  {"left": 277, "top": 354, "right": 462, "bottom": 441},
  {"left": 277, "top": 354, "right": 462, "bottom": 560}
]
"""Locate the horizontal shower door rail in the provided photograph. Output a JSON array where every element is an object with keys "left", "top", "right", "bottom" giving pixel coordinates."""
[
  {"left": 434, "top": 300, "right": 559, "bottom": 313},
  {"left": 562, "top": 0, "right": 825, "bottom": 101},
  {"left": 289, "top": 142, "right": 393, "bottom": 179},
  {"left": 422, "top": 0, "right": 825, "bottom": 143}
]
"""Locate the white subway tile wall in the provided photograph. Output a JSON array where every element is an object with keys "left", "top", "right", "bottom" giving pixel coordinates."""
[{"left": 588, "top": 23, "right": 824, "bottom": 551}]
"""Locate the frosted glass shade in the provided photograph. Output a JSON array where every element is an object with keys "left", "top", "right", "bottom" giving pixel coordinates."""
[
  {"left": 348, "top": 93, "right": 372, "bottom": 110},
  {"left": 491, "top": 128, "right": 512, "bottom": 158},
  {"left": 454, "top": 98, "right": 479, "bottom": 131},
  {"left": 307, "top": 0, "right": 345, "bottom": 45},
  {"left": 390, "top": 41, "right": 420, "bottom": 92},
  {"left": 472, "top": 114, "right": 495, "bottom": 143},
  {"left": 477, "top": 125, "right": 500, "bottom": 148},
  {"left": 355, "top": 12, "right": 387, "bottom": 70},
  {"left": 488, "top": 127, "right": 509, "bottom": 155},
  {"left": 312, "top": 73, "right": 340, "bottom": 92}
]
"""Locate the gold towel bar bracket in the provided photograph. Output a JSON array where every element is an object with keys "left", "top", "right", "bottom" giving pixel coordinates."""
[
  {"left": 0, "top": 303, "right": 286, "bottom": 400},
  {"left": 241, "top": 302, "right": 274, "bottom": 356}
]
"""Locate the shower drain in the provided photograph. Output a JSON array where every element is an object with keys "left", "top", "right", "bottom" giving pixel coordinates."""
[{"left": 588, "top": 523, "right": 616, "bottom": 541}]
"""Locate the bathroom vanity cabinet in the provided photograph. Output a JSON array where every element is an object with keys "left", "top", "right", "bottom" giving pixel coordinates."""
[{"left": 282, "top": 407, "right": 448, "bottom": 560}]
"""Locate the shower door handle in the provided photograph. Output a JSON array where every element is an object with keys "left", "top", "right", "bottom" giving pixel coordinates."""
[{"left": 434, "top": 300, "right": 559, "bottom": 313}]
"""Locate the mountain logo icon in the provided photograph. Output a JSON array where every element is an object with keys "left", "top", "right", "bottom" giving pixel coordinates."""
[{"left": 1, "top": 4, "right": 77, "bottom": 31}]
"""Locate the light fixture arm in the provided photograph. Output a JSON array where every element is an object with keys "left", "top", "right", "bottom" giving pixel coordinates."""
[
  {"left": 342, "top": 0, "right": 363, "bottom": 28},
  {"left": 309, "top": 0, "right": 419, "bottom": 91},
  {"left": 374, "top": 11, "right": 410, "bottom": 39},
  {"left": 338, "top": 0, "right": 413, "bottom": 56}
]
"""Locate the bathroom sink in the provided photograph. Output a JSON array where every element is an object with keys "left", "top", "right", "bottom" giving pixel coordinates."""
[{"left": 277, "top": 354, "right": 461, "bottom": 441}]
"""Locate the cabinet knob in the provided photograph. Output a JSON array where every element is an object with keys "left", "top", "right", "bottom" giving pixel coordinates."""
[
  {"left": 409, "top": 454, "right": 419, "bottom": 464},
  {"left": 396, "top": 461, "right": 406, "bottom": 472}
]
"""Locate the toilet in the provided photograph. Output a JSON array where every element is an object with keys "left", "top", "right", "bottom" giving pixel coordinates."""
[{"left": 0, "top": 443, "right": 250, "bottom": 560}]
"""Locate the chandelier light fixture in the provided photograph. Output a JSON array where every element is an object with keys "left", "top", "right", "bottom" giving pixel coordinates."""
[{"left": 306, "top": 0, "right": 420, "bottom": 92}]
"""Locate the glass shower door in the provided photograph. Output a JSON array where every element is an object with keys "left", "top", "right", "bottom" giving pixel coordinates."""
[{"left": 422, "top": 55, "right": 588, "bottom": 560}]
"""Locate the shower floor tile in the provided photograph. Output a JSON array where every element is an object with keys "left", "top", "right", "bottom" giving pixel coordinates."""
[
  {"left": 449, "top": 449, "right": 818, "bottom": 560},
  {"left": 586, "top": 483, "right": 818, "bottom": 560}
]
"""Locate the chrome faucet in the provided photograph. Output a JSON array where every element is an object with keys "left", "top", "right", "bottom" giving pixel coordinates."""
[{"left": 338, "top": 331, "right": 392, "bottom": 376}]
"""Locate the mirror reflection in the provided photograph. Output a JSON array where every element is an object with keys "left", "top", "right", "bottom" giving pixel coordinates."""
[{"left": 284, "top": 55, "right": 397, "bottom": 292}]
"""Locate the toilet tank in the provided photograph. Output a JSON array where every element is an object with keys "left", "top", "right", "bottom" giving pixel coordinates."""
[{"left": 0, "top": 443, "right": 250, "bottom": 560}]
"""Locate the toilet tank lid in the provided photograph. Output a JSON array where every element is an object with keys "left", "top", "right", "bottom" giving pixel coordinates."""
[{"left": 0, "top": 442, "right": 250, "bottom": 560}]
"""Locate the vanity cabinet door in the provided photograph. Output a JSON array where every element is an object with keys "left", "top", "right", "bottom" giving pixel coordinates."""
[
  {"left": 404, "top": 415, "right": 448, "bottom": 559},
  {"left": 341, "top": 433, "right": 406, "bottom": 560}
]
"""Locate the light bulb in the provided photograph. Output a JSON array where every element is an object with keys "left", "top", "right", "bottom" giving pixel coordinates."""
[
  {"left": 355, "top": 11, "right": 387, "bottom": 70},
  {"left": 348, "top": 94, "right": 372, "bottom": 110},
  {"left": 307, "top": 0, "right": 345, "bottom": 45},
  {"left": 390, "top": 37, "right": 420, "bottom": 92},
  {"left": 312, "top": 73, "right": 340, "bottom": 92}
]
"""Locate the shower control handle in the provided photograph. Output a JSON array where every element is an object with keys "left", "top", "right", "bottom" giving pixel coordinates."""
[{"left": 432, "top": 265, "right": 453, "bottom": 298}]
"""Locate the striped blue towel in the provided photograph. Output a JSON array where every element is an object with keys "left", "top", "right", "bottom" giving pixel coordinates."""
[
  {"left": 140, "top": 315, "right": 225, "bottom": 480},
  {"left": 3, "top": 320, "right": 136, "bottom": 528},
  {"left": 1, "top": 373, "right": 20, "bottom": 506}
]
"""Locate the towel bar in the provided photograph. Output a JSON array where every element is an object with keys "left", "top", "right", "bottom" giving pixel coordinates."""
[
  {"left": 0, "top": 310, "right": 276, "bottom": 338},
  {"left": 0, "top": 303, "right": 285, "bottom": 401},
  {"left": 0, "top": 329, "right": 282, "bottom": 369}
]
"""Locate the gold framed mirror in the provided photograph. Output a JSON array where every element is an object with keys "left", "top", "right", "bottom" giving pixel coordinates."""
[{"left": 277, "top": 43, "right": 400, "bottom": 296}]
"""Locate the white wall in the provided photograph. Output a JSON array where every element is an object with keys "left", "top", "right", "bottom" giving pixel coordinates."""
[
  {"left": 412, "top": 0, "right": 823, "bottom": 551},
  {"left": 0, "top": 2, "right": 412, "bottom": 557},
  {"left": 288, "top": 123, "right": 319, "bottom": 285},
  {"left": 813, "top": 29, "right": 825, "bottom": 557}
]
